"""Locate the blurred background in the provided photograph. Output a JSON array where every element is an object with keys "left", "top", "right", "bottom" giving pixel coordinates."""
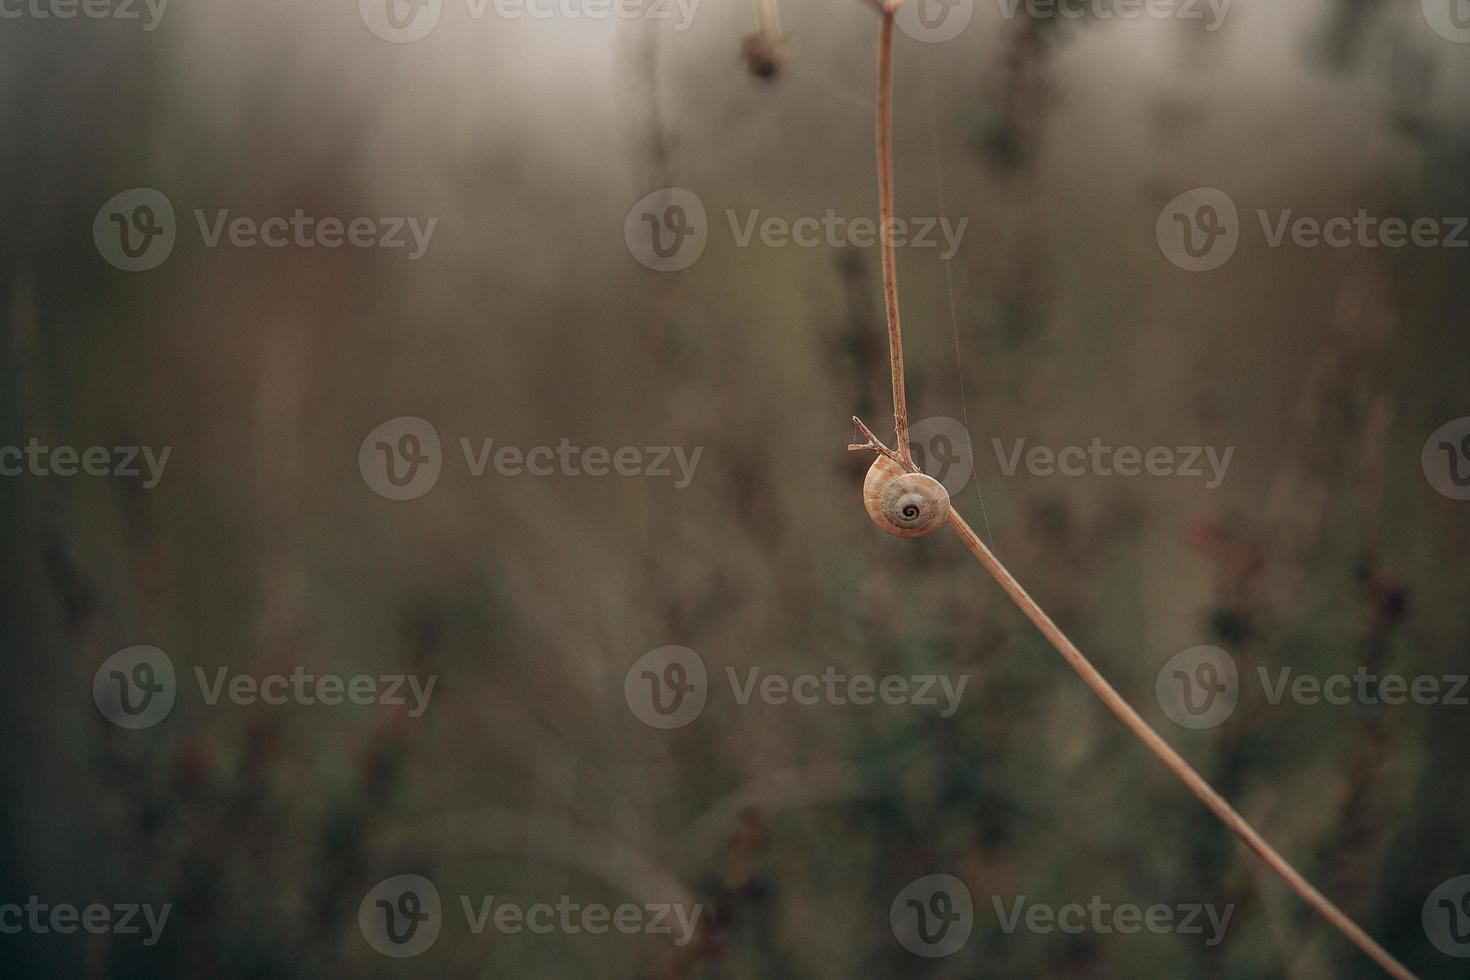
[{"left": 2, "top": 0, "right": 1469, "bottom": 976}]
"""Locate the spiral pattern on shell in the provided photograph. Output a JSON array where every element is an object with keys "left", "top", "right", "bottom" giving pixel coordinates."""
[{"left": 863, "top": 455, "right": 951, "bottom": 538}]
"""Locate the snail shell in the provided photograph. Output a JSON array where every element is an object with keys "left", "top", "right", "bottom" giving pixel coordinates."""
[{"left": 863, "top": 455, "right": 951, "bottom": 538}]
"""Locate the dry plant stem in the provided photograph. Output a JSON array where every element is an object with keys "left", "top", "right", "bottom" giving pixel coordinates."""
[
  {"left": 944, "top": 511, "right": 1417, "bottom": 980},
  {"left": 851, "top": 8, "right": 1416, "bottom": 979},
  {"left": 875, "top": 5, "right": 912, "bottom": 467},
  {"left": 754, "top": 0, "right": 779, "bottom": 32}
]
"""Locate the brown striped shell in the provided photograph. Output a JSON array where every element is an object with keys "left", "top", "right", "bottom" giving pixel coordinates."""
[{"left": 863, "top": 455, "right": 950, "bottom": 538}]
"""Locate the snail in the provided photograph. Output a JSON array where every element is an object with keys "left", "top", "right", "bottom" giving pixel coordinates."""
[{"left": 863, "top": 455, "right": 951, "bottom": 538}]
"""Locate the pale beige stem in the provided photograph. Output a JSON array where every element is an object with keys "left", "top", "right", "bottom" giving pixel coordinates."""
[
  {"left": 945, "top": 510, "right": 1417, "bottom": 980},
  {"left": 754, "top": 0, "right": 779, "bottom": 33},
  {"left": 875, "top": 7, "right": 911, "bottom": 467}
]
